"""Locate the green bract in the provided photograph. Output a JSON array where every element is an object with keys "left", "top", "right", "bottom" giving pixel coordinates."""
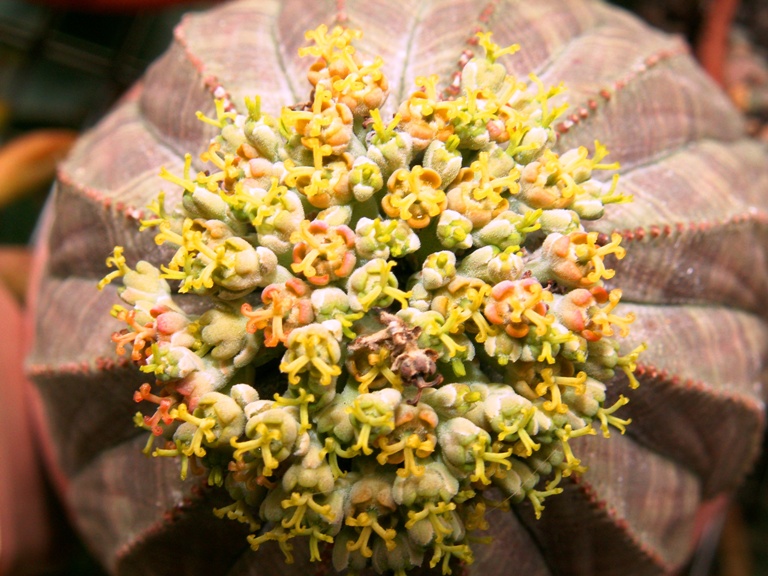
[{"left": 101, "top": 25, "right": 643, "bottom": 576}]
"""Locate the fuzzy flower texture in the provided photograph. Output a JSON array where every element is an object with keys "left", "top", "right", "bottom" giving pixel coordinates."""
[{"left": 101, "top": 26, "right": 646, "bottom": 575}]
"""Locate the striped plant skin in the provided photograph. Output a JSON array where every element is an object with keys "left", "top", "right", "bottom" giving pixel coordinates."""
[{"left": 27, "top": 1, "right": 768, "bottom": 575}]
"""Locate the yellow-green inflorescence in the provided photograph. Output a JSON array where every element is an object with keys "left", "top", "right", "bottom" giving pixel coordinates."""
[{"left": 101, "top": 26, "right": 645, "bottom": 575}]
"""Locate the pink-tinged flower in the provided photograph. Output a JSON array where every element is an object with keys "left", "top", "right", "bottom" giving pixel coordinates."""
[
  {"left": 529, "top": 231, "right": 626, "bottom": 288},
  {"left": 133, "top": 382, "right": 177, "bottom": 436},
  {"left": 291, "top": 219, "right": 357, "bottom": 286},
  {"left": 555, "top": 287, "right": 635, "bottom": 342},
  {"left": 241, "top": 278, "right": 314, "bottom": 347},
  {"left": 111, "top": 308, "right": 156, "bottom": 363},
  {"left": 484, "top": 277, "right": 554, "bottom": 339}
]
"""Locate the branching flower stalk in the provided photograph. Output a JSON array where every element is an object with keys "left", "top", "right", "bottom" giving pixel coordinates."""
[{"left": 100, "top": 25, "right": 643, "bottom": 575}]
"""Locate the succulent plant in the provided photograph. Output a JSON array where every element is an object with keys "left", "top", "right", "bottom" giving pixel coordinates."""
[{"left": 27, "top": 1, "right": 768, "bottom": 575}]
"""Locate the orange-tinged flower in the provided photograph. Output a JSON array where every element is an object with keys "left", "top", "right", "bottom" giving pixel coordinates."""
[
  {"left": 241, "top": 278, "right": 314, "bottom": 346},
  {"left": 484, "top": 278, "right": 553, "bottom": 339},
  {"left": 382, "top": 166, "right": 446, "bottom": 229}
]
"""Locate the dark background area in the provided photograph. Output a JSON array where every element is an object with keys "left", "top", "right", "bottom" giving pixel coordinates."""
[
  {"left": 1, "top": 0, "right": 767, "bottom": 574},
  {"left": 0, "top": 0, "right": 211, "bottom": 246}
]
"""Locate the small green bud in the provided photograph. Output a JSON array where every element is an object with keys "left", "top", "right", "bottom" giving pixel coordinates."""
[
  {"left": 460, "top": 56, "right": 509, "bottom": 93},
  {"left": 220, "top": 123, "right": 248, "bottom": 154},
  {"left": 391, "top": 461, "right": 459, "bottom": 508},
  {"left": 182, "top": 187, "right": 236, "bottom": 224},
  {"left": 457, "top": 245, "right": 496, "bottom": 282},
  {"left": 437, "top": 210, "right": 473, "bottom": 250},
  {"left": 119, "top": 261, "right": 172, "bottom": 317},
  {"left": 196, "top": 391, "right": 246, "bottom": 448},
  {"left": 423, "top": 139, "right": 462, "bottom": 189},
  {"left": 421, "top": 251, "right": 457, "bottom": 291},
  {"left": 200, "top": 307, "right": 259, "bottom": 366},
  {"left": 488, "top": 249, "right": 524, "bottom": 283},
  {"left": 245, "top": 118, "right": 283, "bottom": 162},
  {"left": 349, "top": 157, "right": 384, "bottom": 202},
  {"left": 355, "top": 218, "right": 420, "bottom": 260},
  {"left": 538, "top": 209, "right": 582, "bottom": 235},
  {"left": 367, "top": 131, "right": 414, "bottom": 180},
  {"left": 512, "top": 126, "right": 554, "bottom": 164},
  {"left": 230, "top": 384, "right": 259, "bottom": 408}
]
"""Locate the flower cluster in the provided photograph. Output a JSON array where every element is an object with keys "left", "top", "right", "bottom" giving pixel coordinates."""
[{"left": 101, "top": 25, "right": 642, "bottom": 576}]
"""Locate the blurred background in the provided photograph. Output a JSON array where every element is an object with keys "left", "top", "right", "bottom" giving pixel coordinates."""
[
  {"left": 0, "top": 0, "right": 212, "bottom": 249},
  {"left": 0, "top": 0, "right": 766, "bottom": 574}
]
